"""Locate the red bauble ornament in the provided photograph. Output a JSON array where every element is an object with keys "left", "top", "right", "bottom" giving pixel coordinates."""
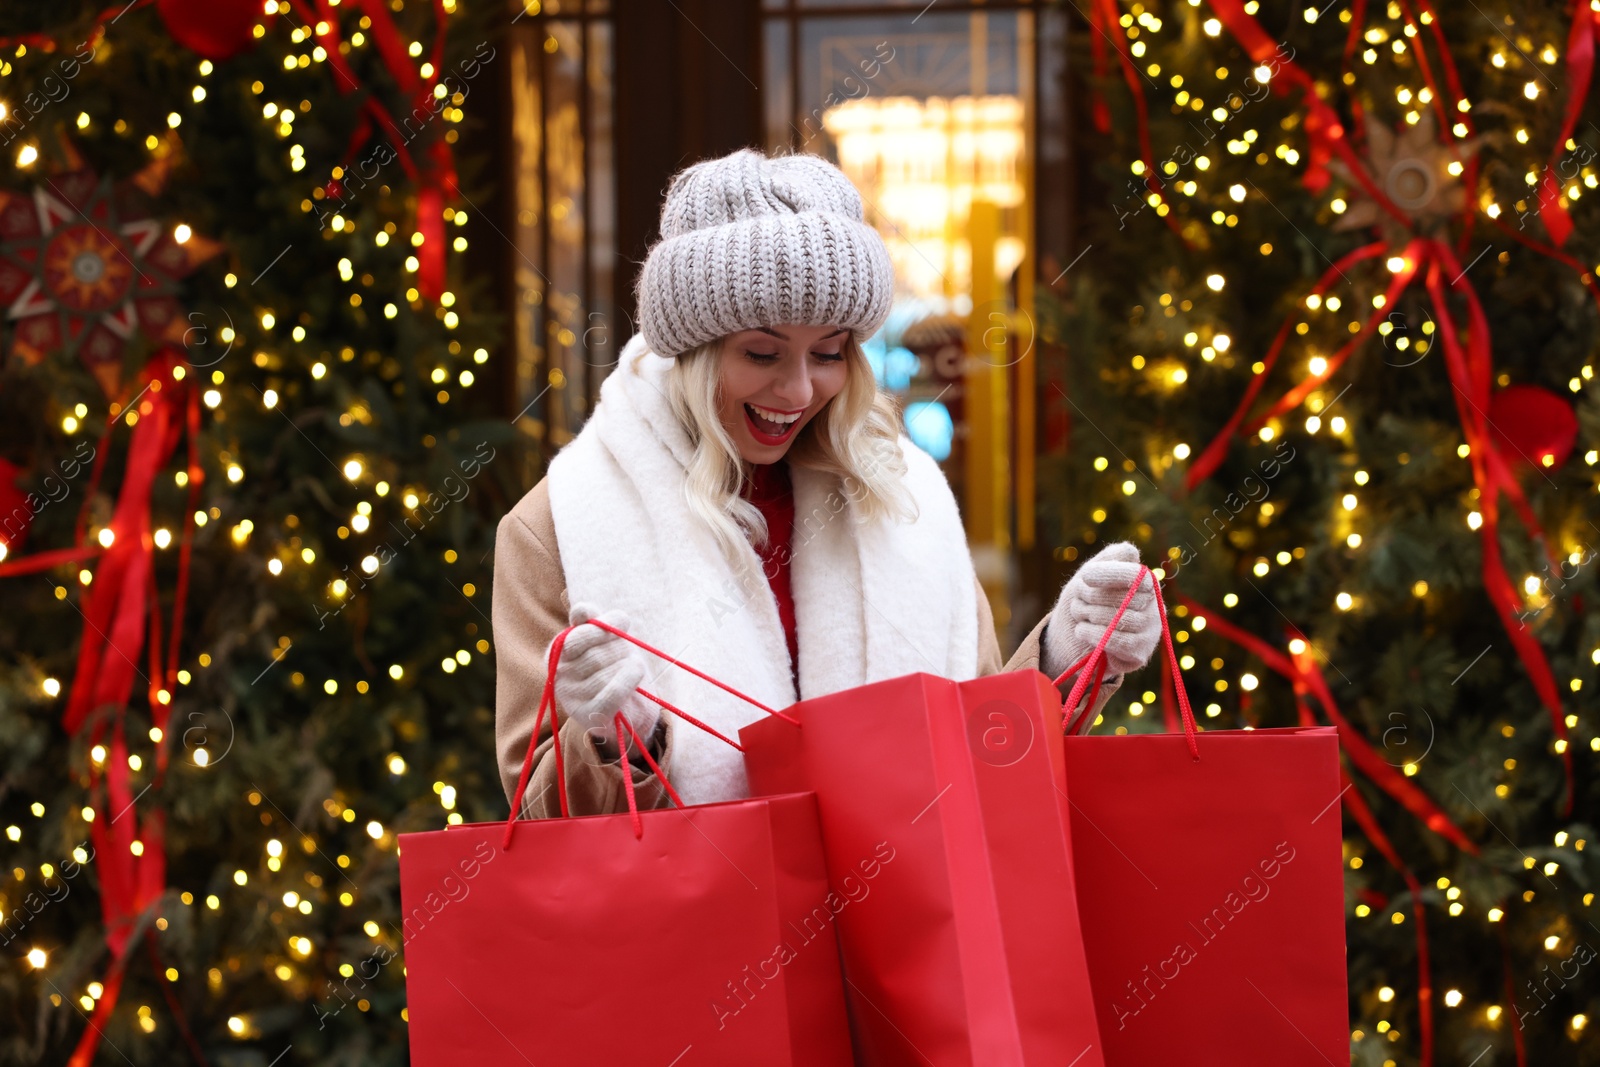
[
  {"left": 1488, "top": 384, "right": 1579, "bottom": 471},
  {"left": 157, "top": 0, "right": 272, "bottom": 61}
]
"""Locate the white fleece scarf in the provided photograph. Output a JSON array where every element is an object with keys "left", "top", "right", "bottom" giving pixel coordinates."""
[{"left": 546, "top": 334, "right": 978, "bottom": 804}]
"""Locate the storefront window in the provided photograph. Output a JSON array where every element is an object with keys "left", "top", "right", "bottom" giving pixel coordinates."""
[{"left": 509, "top": 1, "right": 616, "bottom": 467}]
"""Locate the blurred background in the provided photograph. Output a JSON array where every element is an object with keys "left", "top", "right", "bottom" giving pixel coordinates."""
[{"left": 0, "top": 0, "right": 1596, "bottom": 1063}]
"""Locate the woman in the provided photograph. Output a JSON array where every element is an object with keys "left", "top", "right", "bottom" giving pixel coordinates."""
[{"left": 493, "top": 148, "right": 1160, "bottom": 818}]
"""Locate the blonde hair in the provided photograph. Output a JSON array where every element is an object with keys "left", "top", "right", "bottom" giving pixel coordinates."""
[{"left": 651, "top": 334, "right": 919, "bottom": 562}]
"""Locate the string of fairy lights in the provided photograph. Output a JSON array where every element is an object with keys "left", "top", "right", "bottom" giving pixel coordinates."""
[
  {"left": 2, "top": 0, "right": 488, "bottom": 1040},
  {"left": 1074, "top": 0, "right": 1599, "bottom": 1053}
]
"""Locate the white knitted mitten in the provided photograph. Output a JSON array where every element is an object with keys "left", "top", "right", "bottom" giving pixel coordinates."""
[
  {"left": 1042, "top": 542, "right": 1161, "bottom": 682},
  {"left": 553, "top": 603, "right": 662, "bottom": 745}
]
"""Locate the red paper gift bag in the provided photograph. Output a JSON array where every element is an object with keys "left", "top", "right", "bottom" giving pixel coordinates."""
[
  {"left": 741, "top": 668, "right": 1107, "bottom": 1067},
  {"left": 1058, "top": 568, "right": 1349, "bottom": 1065},
  {"left": 400, "top": 622, "right": 853, "bottom": 1067}
]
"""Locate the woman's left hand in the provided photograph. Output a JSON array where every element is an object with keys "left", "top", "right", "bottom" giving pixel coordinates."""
[{"left": 1043, "top": 542, "right": 1162, "bottom": 679}]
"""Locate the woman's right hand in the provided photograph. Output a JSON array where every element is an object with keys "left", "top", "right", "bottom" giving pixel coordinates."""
[{"left": 554, "top": 602, "right": 662, "bottom": 749}]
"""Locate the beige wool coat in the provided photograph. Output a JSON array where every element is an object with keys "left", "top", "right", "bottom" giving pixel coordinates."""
[{"left": 492, "top": 478, "right": 1119, "bottom": 820}]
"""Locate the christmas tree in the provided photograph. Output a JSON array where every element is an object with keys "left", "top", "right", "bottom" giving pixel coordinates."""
[
  {"left": 1039, "top": 0, "right": 1598, "bottom": 1064},
  {"left": 0, "top": 2, "right": 509, "bottom": 1063}
]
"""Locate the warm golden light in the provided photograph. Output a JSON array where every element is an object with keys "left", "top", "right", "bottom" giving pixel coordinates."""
[{"left": 824, "top": 95, "right": 1026, "bottom": 307}]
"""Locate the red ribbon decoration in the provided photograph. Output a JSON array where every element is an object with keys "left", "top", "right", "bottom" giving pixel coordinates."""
[
  {"left": 1084, "top": 0, "right": 1188, "bottom": 241},
  {"left": 1087, "top": 0, "right": 1158, "bottom": 185},
  {"left": 1534, "top": 0, "right": 1599, "bottom": 247},
  {"left": 1419, "top": 241, "right": 1574, "bottom": 811},
  {"left": 1499, "top": 925, "right": 1531, "bottom": 1067},
  {"left": 72, "top": 352, "right": 200, "bottom": 1067},
  {"left": 295, "top": 0, "right": 458, "bottom": 301},
  {"left": 415, "top": 171, "right": 447, "bottom": 302},
  {"left": 1394, "top": 0, "right": 1482, "bottom": 250},
  {"left": 1207, "top": 0, "right": 1410, "bottom": 223},
  {"left": 1240, "top": 237, "right": 1425, "bottom": 431},
  {"left": 0, "top": 348, "right": 205, "bottom": 1067},
  {"left": 1085, "top": 9, "right": 1112, "bottom": 135},
  {"left": 1184, "top": 238, "right": 1388, "bottom": 489},
  {"left": 1184, "top": 232, "right": 1575, "bottom": 815}
]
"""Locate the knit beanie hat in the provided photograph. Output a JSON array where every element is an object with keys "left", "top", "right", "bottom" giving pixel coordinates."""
[{"left": 635, "top": 148, "right": 896, "bottom": 358}]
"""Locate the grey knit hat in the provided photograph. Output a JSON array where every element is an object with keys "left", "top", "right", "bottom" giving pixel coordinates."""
[{"left": 635, "top": 148, "right": 896, "bottom": 358}]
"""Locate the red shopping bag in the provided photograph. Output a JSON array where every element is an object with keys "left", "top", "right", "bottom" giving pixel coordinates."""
[
  {"left": 399, "top": 621, "right": 853, "bottom": 1067},
  {"left": 741, "top": 669, "right": 1106, "bottom": 1066},
  {"left": 1058, "top": 568, "right": 1349, "bottom": 1065}
]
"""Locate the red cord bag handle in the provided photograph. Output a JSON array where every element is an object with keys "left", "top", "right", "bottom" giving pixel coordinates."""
[
  {"left": 503, "top": 619, "right": 799, "bottom": 846},
  {"left": 1051, "top": 565, "right": 1201, "bottom": 760}
]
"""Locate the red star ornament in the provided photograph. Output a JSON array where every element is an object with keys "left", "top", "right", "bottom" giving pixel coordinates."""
[{"left": 0, "top": 155, "right": 223, "bottom": 397}]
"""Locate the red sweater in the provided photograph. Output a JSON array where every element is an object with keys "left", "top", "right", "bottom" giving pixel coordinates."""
[{"left": 742, "top": 461, "right": 799, "bottom": 685}]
